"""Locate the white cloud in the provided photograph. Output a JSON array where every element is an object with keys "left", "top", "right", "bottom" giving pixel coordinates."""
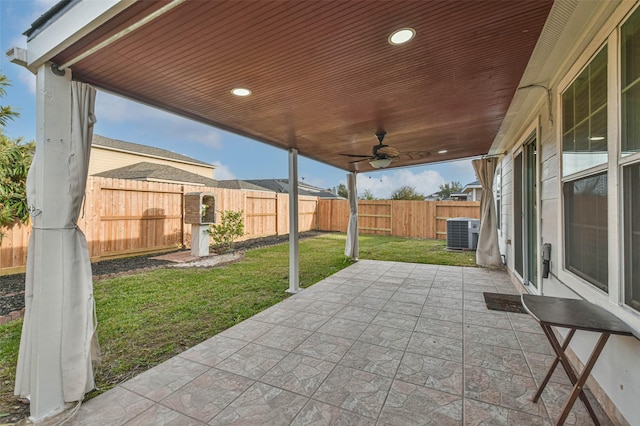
[
  {"left": 212, "top": 161, "right": 236, "bottom": 180},
  {"left": 356, "top": 168, "right": 445, "bottom": 199},
  {"left": 183, "top": 130, "right": 223, "bottom": 149}
]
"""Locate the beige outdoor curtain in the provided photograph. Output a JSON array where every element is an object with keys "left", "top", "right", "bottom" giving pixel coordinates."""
[
  {"left": 344, "top": 172, "right": 358, "bottom": 259},
  {"left": 15, "top": 81, "right": 100, "bottom": 404},
  {"left": 472, "top": 157, "right": 502, "bottom": 267}
]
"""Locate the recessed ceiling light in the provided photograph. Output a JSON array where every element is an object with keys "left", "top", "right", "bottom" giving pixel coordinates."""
[
  {"left": 231, "top": 88, "right": 251, "bottom": 97},
  {"left": 388, "top": 28, "right": 416, "bottom": 45},
  {"left": 438, "top": 149, "right": 448, "bottom": 154}
]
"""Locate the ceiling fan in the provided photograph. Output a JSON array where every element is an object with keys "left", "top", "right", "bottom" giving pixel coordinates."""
[{"left": 341, "top": 131, "right": 429, "bottom": 168}]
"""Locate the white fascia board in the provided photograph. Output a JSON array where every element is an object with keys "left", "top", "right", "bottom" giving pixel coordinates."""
[{"left": 26, "top": 0, "right": 135, "bottom": 72}]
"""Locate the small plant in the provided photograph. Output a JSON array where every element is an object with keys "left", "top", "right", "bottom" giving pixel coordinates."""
[{"left": 208, "top": 210, "right": 244, "bottom": 253}]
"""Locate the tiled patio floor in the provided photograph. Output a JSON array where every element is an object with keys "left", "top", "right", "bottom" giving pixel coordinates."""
[{"left": 68, "top": 260, "right": 612, "bottom": 425}]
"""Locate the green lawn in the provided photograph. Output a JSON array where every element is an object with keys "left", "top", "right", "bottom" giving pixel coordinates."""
[{"left": 0, "top": 233, "right": 476, "bottom": 416}]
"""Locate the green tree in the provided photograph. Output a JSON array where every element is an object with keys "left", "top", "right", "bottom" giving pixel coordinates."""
[
  {"left": 208, "top": 210, "right": 245, "bottom": 253},
  {"left": 437, "top": 181, "right": 463, "bottom": 200},
  {"left": 336, "top": 183, "right": 348, "bottom": 198},
  {"left": 390, "top": 185, "right": 424, "bottom": 200},
  {"left": 0, "top": 72, "right": 33, "bottom": 237},
  {"left": 359, "top": 189, "right": 376, "bottom": 200}
]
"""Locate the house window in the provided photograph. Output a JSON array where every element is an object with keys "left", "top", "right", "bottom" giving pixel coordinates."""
[
  {"left": 622, "top": 8, "right": 640, "bottom": 156},
  {"left": 563, "top": 173, "right": 608, "bottom": 292},
  {"left": 624, "top": 164, "right": 640, "bottom": 311},
  {"left": 562, "top": 46, "right": 608, "bottom": 177},
  {"left": 561, "top": 46, "right": 608, "bottom": 293},
  {"left": 622, "top": 9, "right": 640, "bottom": 313}
]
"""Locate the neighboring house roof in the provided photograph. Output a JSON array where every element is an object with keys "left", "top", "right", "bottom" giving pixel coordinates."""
[
  {"left": 245, "top": 179, "right": 343, "bottom": 199},
  {"left": 94, "top": 162, "right": 219, "bottom": 187},
  {"left": 462, "top": 180, "right": 482, "bottom": 193},
  {"left": 92, "top": 134, "right": 213, "bottom": 168},
  {"left": 215, "top": 180, "right": 273, "bottom": 192}
]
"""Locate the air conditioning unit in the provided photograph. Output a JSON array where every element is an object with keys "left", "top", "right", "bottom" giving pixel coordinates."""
[{"left": 446, "top": 218, "right": 480, "bottom": 250}]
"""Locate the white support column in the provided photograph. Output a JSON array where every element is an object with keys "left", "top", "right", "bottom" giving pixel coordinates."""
[
  {"left": 287, "top": 149, "right": 300, "bottom": 294},
  {"left": 30, "top": 63, "right": 73, "bottom": 420}
]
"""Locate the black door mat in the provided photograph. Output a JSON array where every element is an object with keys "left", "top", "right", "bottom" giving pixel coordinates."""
[{"left": 483, "top": 292, "right": 527, "bottom": 314}]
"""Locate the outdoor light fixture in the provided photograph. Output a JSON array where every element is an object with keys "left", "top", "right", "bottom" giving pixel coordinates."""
[
  {"left": 388, "top": 28, "right": 416, "bottom": 45},
  {"left": 231, "top": 87, "right": 251, "bottom": 96},
  {"left": 369, "top": 158, "right": 393, "bottom": 168}
]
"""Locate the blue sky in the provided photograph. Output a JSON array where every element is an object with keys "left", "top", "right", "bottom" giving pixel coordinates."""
[{"left": 0, "top": 0, "right": 477, "bottom": 198}]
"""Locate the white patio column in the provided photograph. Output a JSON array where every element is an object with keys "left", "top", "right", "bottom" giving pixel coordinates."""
[
  {"left": 344, "top": 172, "right": 359, "bottom": 260},
  {"left": 287, "top": 148, "right": 300, "bottom": 294},
  {"left": 25, "top": 63, "right": 73, "bottom": 420}
]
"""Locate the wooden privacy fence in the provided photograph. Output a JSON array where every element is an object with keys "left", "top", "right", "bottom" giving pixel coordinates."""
[
  {"left": 1, "top": 177, "right": 479, "bottom": 274},
  {"left": 0, "top": 177, "right": 318, "bottom": 274},
  {"left": 316, "top": 199, "right": 480, "bottom": 239}
]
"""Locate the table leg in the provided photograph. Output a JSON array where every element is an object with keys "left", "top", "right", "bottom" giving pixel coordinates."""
[
  {"left": 539, "top": 325, "right": 599, "bottom": 425},
  {"left": 556, "top": 332, "right": 609, "bottom": 426},
  {"left": 533, "top": 328, "right": 576, "bottom": 402}
]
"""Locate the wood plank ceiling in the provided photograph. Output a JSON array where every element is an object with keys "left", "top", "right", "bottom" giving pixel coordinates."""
[{"left": 50, "top": 0, "right": 553, "bottom": 172}]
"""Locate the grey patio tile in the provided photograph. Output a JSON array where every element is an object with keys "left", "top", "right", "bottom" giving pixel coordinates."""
[
  {"left": 421, "top": 305, "right": 463, "bottom": 323},
  {"left": 179, "top": 335, "right": 248, "bottom": 367},
  {"left": 278, "top": 295, "right": 313, "bottom": 312},
  {"left": 312, "top": 365, "right": 392, "bottom": 419},
  {"left": 287, "top": 311, "right": 332, "bottom": 331},
  {"left": 523, "top": 351, "right": 572, "bottom": 387},
  {"left": 462, "top": 290, "right": 487, "bottom": 302},
  {"left": 463, "top": 311, "right": 512, "bottom": 330},
  {"left": 378, "top": 380, "right": 463, "bottom": 425},
  {"left": 208, "top": 382, "right": 307, "bottom": 425},
  {"left": 317, "top": 317, "right": 369, "bottom": 340},
  {"left": 218, "top": 319, "right": 276, "bottom": 342},
  {"left": 251, "top": 306, "right": 298, "bottom": 325},
  {"left": 516, "top": 330, "right": 555, "bottom": 356},
  {"left": 160, "top": 368, "right": 253, "bottom": 423},
  {"left": 359, "top": 287, "right": 395, "bottom": 300},
  {"left": 121, "top": 356, "right": 209, "bottom": 401},
  {"left": 415, "top": 317, "right": 463, "bottom": 339},
  {"left": 294, "top": 332, "right": 354, "bottom": 363},
  {"left": 358, "top": 324, "right": 412, "bottom": 351},
  {"left": 260, "top": 353, "right": 336, "bottom": 397},
  {"left": 429, "top": 288, "right": 464, "bottom": 299},
  {"left": 425, "top": 295, "right": 464, "bottom": 309},
  {"left": 464, "top": 365, "right": 547, "bottom": 417},
  {"left": 402, "top": 277, "right": 433, "bottom": 286},
  {"left": 326, "top": 283, "right": 366, "bottom": 296},
  {"left": 304, "top": 300, "right": 346, "bottom": 316},
  {"left": 464, "top": 324, "right": 521, "bottom": 350},
  {"left": 339, "top": 341, "right": 403, "bottom": 378},
  {"left": 463, "top": 398, "right": 551, "bottom": 425},
  {"left": 508, "top": 312, "right": 544, "bottom": 334},
  {"left": 407, "top": 331, "right": 463, "bottom": 362},
  {"left": 396, "top": 285, "right": 432, "bottom": 296},
  {"left": 390, "top": 291, "right": 427, "bottom": 305},
  {"left": 396, "top": 352, "right": 463, "bottom": 395},
  {"left": 305, "top": 290, "right": 356, "bottom": 304},
  {"left": 71, "top": 387, "right": 154, "bottom": 426},
  {"left": 464, "top": 342, "right": 531, "bottom": 377},
  {"left": 215, "top": 343, "right": 288, "bottom": 379},
  {"left": 254, "top": 324, "right": 313, "bottom": 351},
  {"left": 431, "top": 280, "right": 463, "bottom": 290},
  {"left": 539, "top": 382, "right": 613, "bottom": 426},
  {"left": 125, "top": 404, "right": 205, "bottom": 425},
  {"left": 371, "top": 309, "right": 418, "bottom": 330},
  {"left": 348, "top": 294, "right": 388, "bottom": 310},
  {"left": 335, "top": 305, "right": 379, "bottom": 323},
  {"left": 291, "top": 399, "right": 375, "bottom": 426},
  {"left": 382, "top": 300, "right": 423, "bottom": 317}
]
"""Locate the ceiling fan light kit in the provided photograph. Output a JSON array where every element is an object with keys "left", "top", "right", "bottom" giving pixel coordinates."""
[{"left": 369, "top": 158, "right": 393, "bottom": 168}]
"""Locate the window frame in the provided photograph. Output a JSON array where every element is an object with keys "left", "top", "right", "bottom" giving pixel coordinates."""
[{"left": 555, "top": 3, "right": 640, "bottom": 330}]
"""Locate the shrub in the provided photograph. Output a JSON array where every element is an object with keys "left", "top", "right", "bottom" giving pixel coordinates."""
[{"left": 208, "top": 210, "right": 244, "bottom": 253}]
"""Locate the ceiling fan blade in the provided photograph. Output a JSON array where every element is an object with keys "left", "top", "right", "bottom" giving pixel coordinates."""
[
  {"left": 377, "top": 146, "right": 400, "bottom": 157},
  {"left": 340, "top": 153, "right": 372, "bottom": 158},
  {"left": 348, "top": 158, "right": 371, "bottom": 164}
]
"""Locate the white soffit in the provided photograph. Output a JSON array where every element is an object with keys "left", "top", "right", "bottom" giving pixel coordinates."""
[
  {"left": 25, "top": 0, "right": 134, "bottom": 71},
  {"left": 490, "top": 0, "right": 620, "bottom": 155}
]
